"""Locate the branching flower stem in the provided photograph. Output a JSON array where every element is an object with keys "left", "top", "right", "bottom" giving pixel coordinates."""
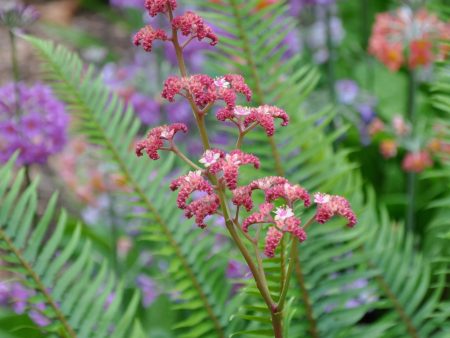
[{"left": 168, "top": 7, "right": 277, "bottom": 321}]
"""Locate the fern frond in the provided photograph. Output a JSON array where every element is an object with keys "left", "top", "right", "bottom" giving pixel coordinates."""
[
  {"left": 24, "top": 35, "right": 240, "bottom": 338},
  {"left": 0, "top": 154, "right": 140, "bottom": 338}
]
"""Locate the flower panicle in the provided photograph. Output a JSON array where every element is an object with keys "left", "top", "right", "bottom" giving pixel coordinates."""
[{"left": 133, "top": 0, "right": 357, "bottom": 255}]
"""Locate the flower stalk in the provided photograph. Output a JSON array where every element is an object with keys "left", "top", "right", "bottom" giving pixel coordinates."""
[{"left": 134, "top": 2, "right": 357, "bottom": 336}]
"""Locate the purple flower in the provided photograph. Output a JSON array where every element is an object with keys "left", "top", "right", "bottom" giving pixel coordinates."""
[
  {"left": 336, "top": 80, "right": 359, "bottom": 105},
  {"left": 226, "top": 260, "right": 249, "bottom": 279},
  {"left": 357, "top": 103, "right": 376, "bottom": 124},
  {"left": 136, "top": 275, "right": 158, "bottom": 308},
  {"left": 109, "top": 0, "right": 144, "bottom": 9},
  {"left": 0, "top": 82, "right": 69, "bottom": 166},
  {"left": 129, "top": 93, "right": 161, "bottom": 125},
  {"left": 0, "top": 3, "right": 39, "bottom": 30},
  {"left": 29, "top": 303, "right": 51, "bottom": 327},
  {"left": 290, "top": 0, "right": 336, "bottom": 17},
  {"left": 10, "top": 283, "right": 34, "bottom": 314},
  {"left": 0, "top": 282, "right": 10, "bottom": 306}
]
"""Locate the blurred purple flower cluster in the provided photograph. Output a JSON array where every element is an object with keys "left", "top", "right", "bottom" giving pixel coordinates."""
[
  {"left": 109, "top": 0, "right": 145, "bottom": 9},
  {"left": 0, "top": 2, "right": 39, "bottom": 30},
  {"left": 335, "top": 79, "right": 377, "bottom": 145},
  {"left": 0, "top": 82, "right": 69, "bottom": 165},
  {"left": 0, "top": 282, "right": 51, "bottom": 327}
]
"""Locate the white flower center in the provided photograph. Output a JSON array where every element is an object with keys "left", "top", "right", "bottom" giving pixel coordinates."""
[{"left": 274, "top": 206, "right": 294, "bottom": 221}]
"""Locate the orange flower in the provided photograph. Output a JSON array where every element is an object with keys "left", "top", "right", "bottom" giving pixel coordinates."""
[
  {"left": 380, "top": 140, "right": 397, "bottom": 159},
  {"left": 409, "top": 39, "right": 433, "bottom": 68}
]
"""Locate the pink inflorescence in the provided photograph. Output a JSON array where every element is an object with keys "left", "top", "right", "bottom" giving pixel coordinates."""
[
  {"left": 232, "top": 176, "right": 308, "bottom": 211},
  {"left": 170, "top": 171, "right": 219, "bottom": 228},
  {"left": 205, "top": 149, "right": 260, "bottom": 190},
  {"left": 217, "top": 104, "right": 290, "bottom": 136},
  {"left": 242, "top": 203, "right": 306, "bottom": 257},
  {"left": 133, "top": 26, "right": 168, "bottom": 52},
  {"left": 172, "top": 11, "right": 218, "bottom": 46},
  {"left": 145, "top": 0, "right": 177, "bottom": 17},
  {"left": 244, "top": 105, "right": 290, "bottom": 136},
  {"left": 369, "top": 7, "right": 450, "bottom": 71},
  {"left": 402, "top": 150, "right": 433, "bottom": 173},
  {"left": 314, "top": 193, "right": 357, "bottom": 227},
  {"left": 135, "top": 123, "right": 187, "bottom": 160},
  {"left": 162, "top": 74, "right": 252, "bottom": 110}
]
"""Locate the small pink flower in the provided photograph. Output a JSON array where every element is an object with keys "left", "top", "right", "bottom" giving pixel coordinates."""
[
  {"left": 234, "top": 106, "right": 252, "bottom": 117},
  {"left": 314, "top": 194, "right": 357, "bottom": 228},
  {"left": 313, "top": 192, "right": 330, "bottom": 204},
  {"left": 274, "top": 206, "right": 294, "bottom": 221},
  {"left": 135, "top": 123, "right": 187, "bottom": 160},
  {"left": 392, "top": 115, "right": 410, "bottom": 136},
  {"left": 133, "top": 26, "right": 168, "bottom": 52},
  {"left": 214, "top": 77, "right": 231, "bottom": 89},
  {"left": 172, "top": 11, "right": 218, "bottom": 46},
  {"left": 199, "top": 149, "right": 223, "bottom": 167},
  {"left": 145, "top": 0, "right": 177, "bottom": 17}
]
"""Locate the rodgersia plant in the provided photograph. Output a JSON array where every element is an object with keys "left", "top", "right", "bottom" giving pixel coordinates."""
[{"left": 133, "top": 1, "right": 357, "bottom": 335}]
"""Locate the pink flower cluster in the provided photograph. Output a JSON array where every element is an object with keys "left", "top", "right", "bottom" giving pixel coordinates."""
[
  {"left": 133, "top": 26, "right": 168, "bottom": 52},
  {"left": 369, "top": 7, "right": 450, "bottom": 71},
  {"left": 233, "top": 177, "right": 313, "bottom": 257},
  {"left": 242, "top": 203, "right": 306, "bottom": 257},
  {"left": 135, "top": 123, "right": 187, "bottom": 160},
  {"left": 135, "top": 0, "right": 218, "bottom": 53},
  {"left": 172, "top": 11, "right": 218, "bottom": 46},
  {"left": 314, "top": 193, "right": 357, "bottom": 227},
  {"left": 145, "top": 0, "right": 177, "bottom": 17},
  {"left": 217, "top": 104, "right": 290, "bottom": 136},
  {"left": 162, "top": 74, "right": 252, "bottom": 110},
  {"left": 201, "top": 149, "right": 260, "bottom": 189},
  {"left": 232, "top": 176, "right": 310, "bottom": 211},
  {"left": 402, "top": 151, "right": 433, "bottom": 173},
  {"left": 170, "top": 171, "right": 219, "bottom": 228}
]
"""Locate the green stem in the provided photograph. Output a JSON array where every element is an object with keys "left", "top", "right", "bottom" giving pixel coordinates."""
[
  {"left": 277, "top": 238, "right": 296, "bottom": 310},
  {"left": 293, "top": 242, "right": 319, "bottom": 338},
  {"left": 172, "top": 146, "right": 201, "bottom": 170},
  {"left": 406, "top": 70, "right": 417, "bottom": 232}
]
